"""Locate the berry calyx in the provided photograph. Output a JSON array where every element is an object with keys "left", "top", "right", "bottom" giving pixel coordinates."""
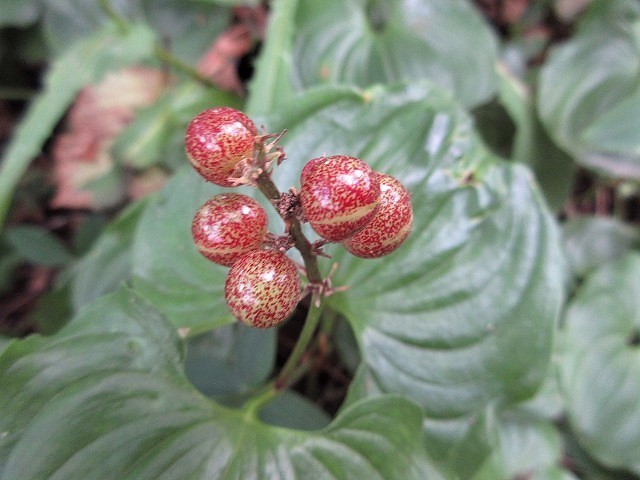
[
  {"left": 192, "top": 193, "right": 267, "bottom": 267},
  {"left": 185, "top": 107, "right": 257, "bottom": 186},
  {"left": 299, "top": 155, "right": 380, "bottom": 242},
  {"left": 342, "top": 173, "right": 413, "bottom": 258},
  {"left": 225, "top": 250, "right": 300, "bottom": 329}
]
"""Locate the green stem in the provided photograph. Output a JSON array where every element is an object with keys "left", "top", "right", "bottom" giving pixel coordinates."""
[
  {"left": 245, "top": 0, "right": 299, "bottom": 115},
  {"left": 252, "top": 137, "right": 326, "bottom": 390},
  {"left": 255, "top": 166, "right": 322, "bottom": 284},
  {"left": 153, "top": 46, "right": 218, "bottom": 89},
  {"left": 276, "top": 302, "right": 323, "bottom": 389},
  {"left": 243, "top": 381, "right": 277, "bottom": 417},
  {"left": 98, "top": 0, "right": 129, "bottom": 32}
]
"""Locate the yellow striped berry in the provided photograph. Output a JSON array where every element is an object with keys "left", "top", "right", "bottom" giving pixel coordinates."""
[
  {"left": 192, "top": 193, "right": 267, "bottom": 267},
  {"left": 342, "top": 173, "right": 413, "bottom": 258},
  {"left": 300, "top": 155, "right": 380, "bottom": 242},
  {"left": 185, "top": 107, "right": 257, "bottom": 186},
  {"left": 225, "top": 250, "right": 300, "bottom": 329}
]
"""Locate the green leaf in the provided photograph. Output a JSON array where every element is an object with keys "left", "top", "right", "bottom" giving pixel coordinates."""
[
  {"left": 559, "top": 253, "right": 640, "bottom": 474},
  {"left": 562, "top": 423, "right": 639, "bottom": 480},
  {"left": 537, "top": 0, "right": 640, "bottom": 178},
  {"left": 138, "top": 0, "right": 232, "bottom": 63},
  {"left": 0, "top": 288, "right": 442, "bottom": 479},
  {"left": 28, "top": 281, "right": 73, "bottom": 335},
  {"left": 71, "top": 199, "right": 149, "bottom": 311},
  {"left": 246, "top": 0, "right": 299, "bottom": 115},
  {"left": 492, "top": 412, "right": 562, "bottom": 479},
  {"left": 562, "top": 216, "right": 640, "bottom": 280},
  {"left": 514, "top": 363, "right": 565, "bottom": 421},
  {"left": 185, "top": 324, "right": 275, "bottom": 401},
  {"left": 583, "top": 94, "right": 640, "bottom": 155},
  {"left": 42, "top": 0, "right": 231, "bottom": 62},
  {"left": 291, "top": 0, "right": 498, "bottom": 107},
  {"left": 131, "top": 167, "right": 253, "bottom": 333},
  {"left": 0, "top": 0, "right": 40, "bottom": 27},
  {"left": 5, "top": 225, "right": 75, "bottom": 267},
  {"left": 112, "top": 82, "right": 240, "bottom": 169},
  {"left": 267, "top": 82, "right": 565, "bottom": 418},
  {"left": 259, "top": 391, "right": 332, "bottom": 431},
  {"left": 422, "top": 408, "right": 497, "bottom": 480},
  {"left": 73, "top": 214, "right": 108, "bottom": 256},
  {"left": 0, "top": 22, "right": 156, "bottom": 232},
  {"left": 196, "top": 0, "right": 260, "bottom": 6},
  {"left": 0, "top": 337, "right": 11, "bottom": 355},
  {"left": 496, "top": 63, "right": 575, "bottom": 211},
  {"left": 0, "top": 250, "right": 22, "bottom": 293}
]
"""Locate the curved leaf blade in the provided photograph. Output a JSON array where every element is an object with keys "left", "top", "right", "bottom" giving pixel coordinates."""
[
  {"left": 559, "top": 253, "right": 640, "bottom": 474},
  {"left": 0, "top": 22, "right": 156, "bottom": 231},
  {"left": 71, "top": 198, "right": 149, "bottom": 310},
  {"left": 131, "top": 167, "right": 239, "bottom": 334},
  {"left": 266, "top": 82, "right": 565, "bottom": 417},
  {"left": 292, "top": 0, "right": 498, "bottom": 107},
  {"left": 0, "top": 288, "right": 442, "bottom": 480},
  {"left": 537, "top": 0, "right": 640, "bottom": 178}
]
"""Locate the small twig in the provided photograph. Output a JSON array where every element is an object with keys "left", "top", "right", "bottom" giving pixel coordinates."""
[
  {"left": 98, "top": 0, "right": 129, "bottom": 32},
  {"left": 153, "top": 45, "right": 219, "bottom": 89},
  {"left": 275, "top": 303, "right": 324, "bottom": 390}
]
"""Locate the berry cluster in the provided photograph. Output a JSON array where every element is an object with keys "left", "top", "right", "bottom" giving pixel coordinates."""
[{"left": 185, "top": 107, "right": 413, "bottom": 329}]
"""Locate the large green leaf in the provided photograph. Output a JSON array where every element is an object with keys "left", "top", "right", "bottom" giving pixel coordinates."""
[
  {"left": 423, "top": 408, "right": 497, "bottom": 480},
  {"left": 185, "top": 324, "right": 275, "bottom": 402},
  {"left": 246, "top": 0, "right": 299, "bottom": 115},
  {"left": 0, "top": 0, "right": 40, "bottom": 27},
  {"left": 559, "top": 253, "right": 640, "bottom": 474},
  {"left": 42, "top": 0, "right": 231, "bottom": 62},
  {"left": 472, "top": 411, "right": 563, "bottom": 480},
  {"left": 131, "top": 168, "right": 274, "bottom": 334},
  {"left": 126, "top": 81, "right": 561, "bottom": 418},
  {"left": 71, "top": 199, "right": 149, "bottom": 311},
  {"left": 5, "top": 225, "right": 75, "bottom": 267},
  {"left": 0, "top": 22, "right": 156, "bottom": 231},
  {"left": 291, "top": 0, "right": 498, "bottom": 108},
  {"left": 0, "top": 288, "right": 442, "bottom": 479},
  {"left": 537, "top": 0, "right": 640, "bottom": 178},
  {"left": 112, "top": 82, "right": 240, "bottom": 170},
  {"left": 562, "top": 216, "right": 640, "bottom": 280},
  {"left": 266, "top": 82, "right": 565, "bottom": 418}
]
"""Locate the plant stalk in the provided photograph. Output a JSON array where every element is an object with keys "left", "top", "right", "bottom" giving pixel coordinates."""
[
  {"left": 255, "top": 171, "right": 323, "bottom": 283},
  {"left": 153, "top": 46, "right": 218, "bottom": 89},
  {"left": 275, "top": 302, "right": 323, "bottom": 389},
  {"left": 98, "top": 0, "right": 129, "bottom": 32}
]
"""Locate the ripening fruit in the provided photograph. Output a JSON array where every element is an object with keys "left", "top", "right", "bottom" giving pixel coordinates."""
[
  {"left": 185, "top": 107, "right": 257, "bottom": 186},
  {"left": 299, "top": 155, "right": 380, "bottom": 242},
  {"left": 225, "top": 250, "right": 300, "bottom": 329},
  {"left": 342, "top": 173, "right": 413, "bottom": 258},
  {"left": 192, "top": 193, "right": 267, "bottom": 267}
]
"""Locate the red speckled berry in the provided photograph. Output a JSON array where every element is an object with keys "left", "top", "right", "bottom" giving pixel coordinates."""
[
  {"left": 300, "top": 155, "right": 380, "bottom": 242},
  {"left": 192, "top": 193, "right": 267, "bottom": 267},
  {"left": 342, "top": 173, "right": 413, "bottom": 258},
  {"left": 225, "top": 250, "right": 300, "bottom": 329},
  {"left": 185, "top": 107, "right": 257, "bottom": 186}
]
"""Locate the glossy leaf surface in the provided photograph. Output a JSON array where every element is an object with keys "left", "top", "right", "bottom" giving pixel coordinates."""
[
  {"left": 538, "top": 0, "right": 640, "bottom": 178},
  {"left": 0, "top": 289, "right": 441, "bottom": 480},
  {"left": 266, "top": 82, "right": 565, "bottom": 417},
  {"left": 292, "top": 0, "right": 498, "bottom": 107},
  {"left": 559, "top": 253, "right": 640, "bottom": 473},
  {"left": 562, "top": 216, "right": 640, "bottom": 280},
  {"left": 71, "top": 199, "right": 149, "bottom": 311},
  {"left": 131, "top": 168, "right": 238, "bottom": 334}
]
